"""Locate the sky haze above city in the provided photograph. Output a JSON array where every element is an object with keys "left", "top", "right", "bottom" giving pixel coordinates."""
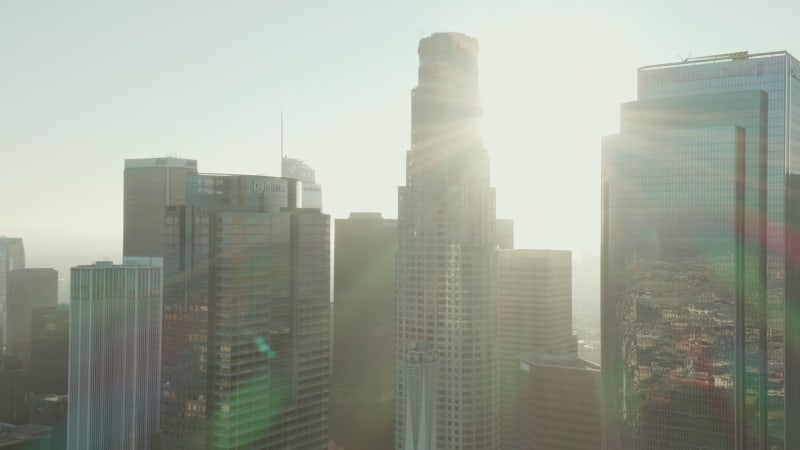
[{"left": 3, "top": 0, "right": 800, "bottom": 287}]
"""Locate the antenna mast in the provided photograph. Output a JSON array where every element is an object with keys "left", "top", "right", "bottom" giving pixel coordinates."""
[{"left": 280, "top": 109, "right": 284, "bottom": 176}]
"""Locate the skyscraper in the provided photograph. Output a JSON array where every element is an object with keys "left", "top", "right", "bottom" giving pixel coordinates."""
[
  {"left": 331, "top": 212, "right": 396, "bottom": 450},
  {"left": 5, "top": 268, "right": 57, "bottom": 367},
  {"left": 123, "top": 157, "right": 198, "bottom": 258},
  {"left": 0, "top": 237, "right": 25, "bottom": 354},
  {"left": 67, "top": 259, "right": 162, "bottom": 450},
  {"left": 160, "top": 174, "right": 330, "bottom": 450},
  {"left": 497, "top": 249, "right": 576, "bottom": 449},
  {"left": 396, "top": 32, "right": 498, "bottom": 450},
  {"left": 282, "top": 156, "right": 323, "bottom": 209},
  {"left": 602, "top": 51, "right": 800, "bottom": 449}
]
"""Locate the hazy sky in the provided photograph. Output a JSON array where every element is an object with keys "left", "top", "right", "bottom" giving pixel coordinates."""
[{"left": 3, "top": 0, "right": 800, "bottom": 286}]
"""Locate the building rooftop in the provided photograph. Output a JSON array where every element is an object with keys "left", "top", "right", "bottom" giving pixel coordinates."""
[
  {"left": 124, "top": 157, "right": 198, "bottom": 169},
  {"left": 0, "top": 423, "right": 52, "bottom": 447},
  {"left": 74, "top": 259, "right": 162, "bottom": 270},
  {"left": 639, "top": 50, "right": 795, "bottom": 71},
  {"left": 519, "top": 353, "right": 600, "bottom": 371}
]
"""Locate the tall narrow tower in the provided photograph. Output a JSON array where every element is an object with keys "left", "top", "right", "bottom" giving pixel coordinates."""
[
  {"left": 396, "top": 32, "right": 498, "bottom": 450},
  {"left": 0, "top": 237, "right": 25, "bottom": 353}
]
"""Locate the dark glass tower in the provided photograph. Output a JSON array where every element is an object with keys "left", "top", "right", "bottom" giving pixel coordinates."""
[
  {"left": 602, "top": 51, "right": 800, "bottom": 449},
  {"left": 160, "top": 174, "right": 330, "bottom": 450},
  {"left": 5, "top": 268, "right": 57, "bottom": 367},
  {"left": 30, "top": 304, "right": 69, "bottom": 396},
  {"left": 396, "top": 32, "right": 498, "bottom": 450},
  {"left": 331, "top": 212, "right": 396, "bottom": 450}
]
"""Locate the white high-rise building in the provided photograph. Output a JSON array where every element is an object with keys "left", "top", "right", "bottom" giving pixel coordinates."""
[
  {"left": 282, "top": 156, "right": 323, "bottom": 209},
  {"left": 67, "top": 258, "right": 162, "bottom": 450},
  {"left": 396, "top": 32, "right": 498, "bottom": 450}
]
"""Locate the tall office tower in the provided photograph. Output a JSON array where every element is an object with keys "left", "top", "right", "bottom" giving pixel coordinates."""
[
  {"left": 602, "top": 51, "right": 800, "bottom": 449},
  {"left": 67, "top": 260, "right": 162, "bottom": 450},
  {"left": 0, "top": 237, "right": 25, "bottom": 354},
  {"left": 498, "top": 249, "right": 576, "bottom": 449},
  {"left": 160, "top": 174, "right": 330, "bottom": 450},
  {"left": 512, "top": 353, "right": 601, "bottom": 450},
  {"left": 5, "top": 269, "right": 57, "bottom": 368},
  {"left": 30, "top": 304, "right": 69, "bottom": 395},
  {"left": 331, "top": 212, "right": 396, "bottom": 450},
  {"left": 124, "top": 157, "right": 198, "bottom": 257},
  {"left": 282, "top": 156, "right": 323, "bottom": 209},
  {"left": 396, "top": 32, "right": 498, "bottom": 450}
]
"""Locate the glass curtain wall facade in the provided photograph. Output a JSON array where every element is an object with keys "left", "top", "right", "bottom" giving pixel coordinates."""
[
  {"left": 67, "top": 261, "right": 162, "bottom": 450},
  {"left": 602, "top": 51, "right": 800, "bottom": 449},
  {"left": 396, "top": 32, "right": 498, "bottom": 450},
  {"left": 160, "top": 174, "right": 330, "bottom": 450}
]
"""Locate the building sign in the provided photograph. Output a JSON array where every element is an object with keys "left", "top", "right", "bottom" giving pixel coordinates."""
[{"left": 253, "top": 180, "right": 286, "bottom": 193}]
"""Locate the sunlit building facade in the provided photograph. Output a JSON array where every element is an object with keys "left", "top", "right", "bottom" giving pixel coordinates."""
[
  {"left": 396, "top": 32, "right": 498, "bottom": 450},
  {"left": 602, "top": 51, "right": 800, "bottom": 449},
  {"left": 159, "top": 174, "right": 330, "bottom": 450}
]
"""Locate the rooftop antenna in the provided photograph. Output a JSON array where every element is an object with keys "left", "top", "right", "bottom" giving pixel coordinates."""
[{"left": 280, "top": 109, "right": 285, "bottom": 177}]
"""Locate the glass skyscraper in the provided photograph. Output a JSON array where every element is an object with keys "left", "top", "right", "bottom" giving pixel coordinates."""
[
  {"left": 67, "top": 259, "right": 162, "bottom": 450},
  {"left": 159, "top": 174, "right": 330, "bottom": 450},
  {"left": 396, "top": 32, "right": 498, "bottom": 450},
  {"left": 602, "top": 51, "right": 800, "bottom": 449}
]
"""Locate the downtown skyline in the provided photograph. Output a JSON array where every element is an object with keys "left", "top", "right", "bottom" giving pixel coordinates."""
[{"left": 5, "top": 5, "right": 800, "bottom": 446}]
